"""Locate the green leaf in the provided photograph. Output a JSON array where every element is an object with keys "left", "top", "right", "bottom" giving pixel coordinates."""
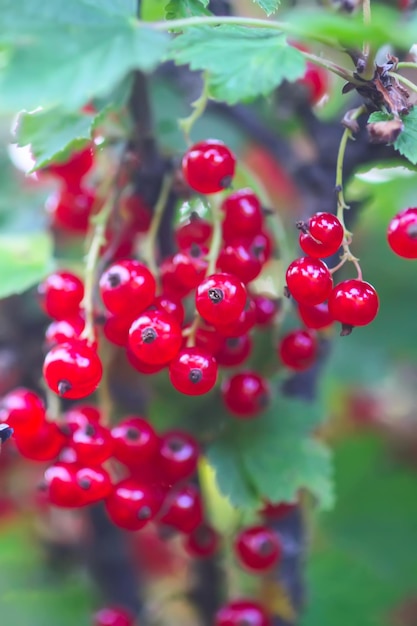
[
  {"left": 16, "top": 109, "right": 94, "bottom": 171},
  {"left": 368, "top": 107, "right": 417, "bottom": 165},
  {"left": 207, "top": 391, "right": 333, "bottom": 510},
  {"left": 302, "top": 435, "right": 417, "bottom": 625},
  {"left": 165, "top": 0, "right": 211, "bottom": 19},
  {"left": 0, "top": 232, "right": 54, "bottom": 298},
  {"left": 0, "top": 0, "right": 169, "bottom": 112},
  {"left": 252, "top": 0, "right": 280, "bottom": 16},
  {"left": 168, "top": 26, "right": 306, "bottom": 104}
]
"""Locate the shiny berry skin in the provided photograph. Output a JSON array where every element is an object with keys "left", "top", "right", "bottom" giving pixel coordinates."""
[
  {"left": 298, "top": 302, "right": 333, "bottom": 330},
  {"left": 235, "top": 525, "right": 282, "bottom": 572},
  {"left": 105, "top": 479, "right": 163, "bottom": 531},
  {"left": 182, "top": 140, "right": 236, "bottom": 195},
  {"left": 46, "top": 146, "right": 94, "bottom": 188},
  {"left": 111, "top": 416, "right": 159, "bottom": 468},
  {"left": 38, "top": 271, "right": 84, "bottom": 320},
  {"left": 153, "top": 294, "right": 185, "bottom": 326},
  {"left": 222, "top": 189, "right": 264, "bottom": 240},
  {"left": 128, "top": 310, "right": 182, "bottom": 365},
  {"left": 253, "top": 294, "right": 279, "bottom": 326},
  {"left": 63, "top": 404, "right": 101, "bottom": 435},
  {"left": 169, "top": 347, "right": 218, "bottom": 396},
  {"left": 215, "top": 600, "right": 271, "bottom": 626},
  {"left": 71, "top": 422, "right": 113, "bottom": 465},
  {"left": 196, "top": 273, "right": 247, "bottom": 326},
  {"left": 222, "top": 372, "right": 270, "bottom": 418},
  {"left": 175, "top": 216, "right": 213, "bottom": 249},
  {"left": 278, "top": 329, "right": 318, "bottom": 371},
  {"left": 185, "top": 524, "right": 219, "bottom": 558},
  {"left": 0, "top": 387, "right": 45, "bottom": 437},
  {"left": 299, "top": 212, "right": 343, "bottom": 258},
  {"left": 387, "top": 207, "right": 417, "bottom": 258},
  {"left": 46, "top": 186, "right": 96, "bottom": 234},
  {"left": 286, "top": 257, "right": 333, "bottom": 306},
  {"left": 15, "top": 420, "right": 66, "bottom": 461},
  {"left": 299, "top": 63, "right": 329, "bottom": 105},
  {"left": 216, "top": 298, "right": 256, "bottom": 338},
  {"left": 328, "top": 279, "right": 379, "bottom": 329},
  {"left": 44, "top": 316, "right": 85, "bottom": 348},
  {"left": 103, "top": 312, "right": 136, "bottom": 347},
  {"left": 217, "top": 240, "right": 263, "bottom": 284},
  {"left": 43, "top": 341, "right": 103, "bottom": 399},
  {"left": 160, "top": 245, "right": 208, "bottom": 292},
  {"left": 215, "top": 335, "right": 252, "bottom": 367},
  {"left": 100, "top": 260, "right": 156, "bottom": 316},
  {"left": 93, "top": 606, "right": 133, "bottom": 626},
  {"left": 159, "top": 431, "right": 200, "bottom": 484},
  {"left": 160, "top": 483, "right": 203, "bottom": 533},
  {"left": 44, "top": 463, "right": 112, "bottom": 508}
]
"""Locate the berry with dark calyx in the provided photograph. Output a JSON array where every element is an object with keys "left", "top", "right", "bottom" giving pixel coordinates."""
[
  {"left": 215, "top": 599, "right": 271, "bottom": 626},
  {"left": 298, "top": 302, "right": 333, "bottom": 330},
  {"left": 153, "top": 294, "right": 185, "bottom": 326},
  {"left": 38, "top": 271, "right": 84, "bottom": 320},
  {"left": 71, "top": 422, "right": 113, "bottom": 466},
  {"left": 159, "top": 430, "right": 200, "bottom": 484},
  {"left": 387, "top": 207, "right": 417, "bottom": 258},
  {"left": 0, "top": 387, "right": 45, "bottom": 437},
  {"left": 217, "top": 240, "right": 263, "bottom": 284},
  {"left": 215, "top": 298, "right": 256, "bottom": 337},
  {"left": 184, "top": 523, "right": 219, "bottom": 558},
  {"left": 196, "top": 273, "right": 247, "bottom": 326},
  {"left": 286, "top": 257, "right": 333, "bottom": 306},
  {"left": 103, "top": 312, "right": 136, "bottom": 347},
  {"left": 298, "top": 212, "right": 344, "bottom": 258},
  {"left": 128, "top": 310, "right": 182, "bottom": 365},
  {"left": 111, "top": 417, "right": 159, "bottom": 468},
  {"left": 215, "top": 335, "right": 252, "bottom": 367},
  {"left": 169, "top": 347, "right": 218, "bottom": 396},
  {"left": 15, "top": 420, "right": 66, "bottom": 462},
  {"left": 182, "top": 139, "right": 236, "bottom": 194},
  {"left": 44, "top": 462, "right": 112, "bottom": 508},
  {"left": 93, "top": 606, "right": 134, "bottom": 626},
  {"left": 160, "top": 483, "right": 203, "bottom": 534},
  {"left": 63, "top": 405, "right": 101, "bottom": 433},
  {"left": 222, "top": 189, "right": 264, "bottom": 240},
  {"left": 222, "top": 371, "right": 270, "bottom": 418},
  {"left": 44, "top": 316, "right": 85, "bottom": 348},
  {"left": 253, "top": 294, "right": 279, "bottom": 326},
  {"left": 43, "top": 341, "right": 103, "bottom": 399},
  {"left": 126, "top": 349, "right": 166, "bottom": 375},
  {"left": 46, "top": 186, "right": 97, "bottom": 234},
  {"left": 278, "top": 329, "right": 318, "bottom": 371},
  {"left": 160, "top": 245, "right": 208, "bottom": 292},
  {"left": 105, "top": 479, "right": 164, "bottom": 531},
  {"left": 175, "top": 215, "right": 213, "bottom": 249},
  {"left": 328, "top": 279, "right": 379, "bottom": 333},
  {"left": 100, "top": 259, "right": 156, "bottom": 317},
  {"left": 235, "top": 525, "right": 282, "bottom": 572}
]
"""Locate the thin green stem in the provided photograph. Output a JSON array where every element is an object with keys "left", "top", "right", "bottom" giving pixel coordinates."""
[
  {"left": 362, "top": 0, "right": 371, "bottom": 57},
  {"left": 300, "top": 51, "right": 355, "bottom": 83},
  {"left": 387, "top": 71, "right": 417, "bottom": 95},
  {"left": 397, "top": 62, "right": 417, "bottom": 71},
  {"left": 179, "top": 73, "right": 210, "bottom": 144}
]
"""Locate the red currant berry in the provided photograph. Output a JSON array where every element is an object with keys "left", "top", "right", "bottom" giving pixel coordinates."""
[
  {"left": 221, "top": 372, "right": 270, "bottom": 418},
  {"left": 159, "top": 431, "right": 200, "bottom": 484},
  {"left": 160, "top": 483, "right": 203, "bottom": 533},
  {"left": 103, "top": 312, "right": 136, "bottom": 347},
  {"left": 123, "top": 193, "right": 152, "bottom": 233},
  {"left": 44, "top": 316, "right": 85, "bottom": 348},
  {"left": 128, "top": 310, "right": 182, "bottom": 365},
  {"left": 105, "top": 479, "right": 163, "bottom": 531},
  {"left": 184, "top": 524, "right": 219, "bottom": 558},
  {"left": 46, "top": 186, "right": 97, "bottom": 234},
  {"left": 328, "top": 279, "right": 379, "bottom": 332},
  {"left": 215, "top": 600, "right": 271, "bottom": 626},
  {"left": 44, "top": 463, "right": 112, "bottom": 507},
  {"left": 93, "top": 606, "right": 133, "bottom": 626},
  {"left": 71, "top": 422, "right": 113, "bottom": 466},
  {"left": 278, "top": 329, "right": 318, "bottom": 371},
  {"left": 260, "top": 500, "right": 297, "bottom": 519},
  {"left": 111, "top": 417, "right": 159, "bottom": 468},
  {"left": 16, "top": 420, "right": 66, "bottom": 461},
  {"left": 286, "top": 257, "right": 333, "bottom": 306},
  {"left": 63, "top": 405, "right": 101, "bottom": 433},
  {"left": 43, "top": 341, "right": 103, "bottom": 399},
  {"left": 387, "top": 207, "right": 417, "bottom": 258},
  {"left": 222, "top": 189, "right": 264, "bottom": 240},
  {"left": 175, "top": 215, "right": 213, "bottom": 249},
  {"left": 216, "top": 298, "right": 256, "bottom": 337},
  {"left": 253, "top": 294, "right": 279, "bottom": 326},
  {"left": 299, "top": 212, "right": 343, "bottom": 258},
  {"left": 215, "top": 335, "right": 252, "bottom": 367},
  {"left": 235, "top": 525, "right": 282, "bottom": 572},
  {"left": 153, "top": 294, "right": 185, "bottom": 326},
  {"left": 46, "top": 146, "right": 94, "bottom": 188},
  {"left": 100, "top": 260, "right": 156, "bottom": 317},
  {"left": 196, "top": 273, "right": 247, "bottom": 326},
  {"left": 193, "top": 324, "right": 224, "bottom": 355},
  {"left": 0, "top": 387, "right": 45, "bottom": 437},
  {"left": 169, "top": 347, "right": 218, "bottom": 396},
  {"left": 126, "top": 349, "right": 166, "bottom": 375},
  {"left": 38, "top": 271, "right": 84, "bottom": 320},
  {"left": 298, "top": 63, "right": 329, "bottom": 105},
  {"left": 298, "top": 302, "right": 333, "bottom": 329},
  {"left": 160, "top": 245, "right": 208, "bottom": 292},
  {"left": 217, "top": 240, "right": 263, "bottom": 284},
  {"left": 182, "top": 140, "right": 236, "bottom": 194}
]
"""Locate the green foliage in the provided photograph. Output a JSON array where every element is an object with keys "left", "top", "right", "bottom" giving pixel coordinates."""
[
  {"left": 368, "top": 108, "right": 417, "bottom": 165},
  {"left": 206, "top": 390, "right": 333, "bottom": 510},
  {"left": 0, "top": 232, "right": 54, "bottom": 298},
  {"left": 252, "top": 0, "right": 281, "bottom": 16},
  {"left": 168, "top": 26, "right": 306, "bottom": 104},
  {"left": 165, "top": 0, "right": 211, "bottom": 19},
  {"left": 0, "top": 0, "right": 169, "bottom": 112},
  {"left": 302, "top": 435, "right": 417, "bottom": 626}
]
